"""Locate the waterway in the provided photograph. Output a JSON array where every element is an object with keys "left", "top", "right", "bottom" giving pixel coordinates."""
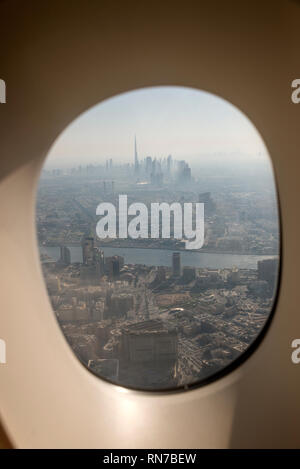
[{"left": 40, "top": 245, "right": 277, "bottom": 270}]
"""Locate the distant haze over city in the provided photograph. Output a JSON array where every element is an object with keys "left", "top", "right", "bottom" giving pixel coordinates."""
[{"left": 45, "top": 86, "right": 270, "bottom": 170}]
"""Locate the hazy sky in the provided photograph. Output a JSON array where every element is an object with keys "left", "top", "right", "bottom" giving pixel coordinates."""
[{"left": 45, "top": 86, "right": 269, "bottom": 169}]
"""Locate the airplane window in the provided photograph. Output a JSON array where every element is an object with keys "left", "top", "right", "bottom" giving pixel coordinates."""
[{"left": 36, "top": 86, "right": 280, "bottom": 391}]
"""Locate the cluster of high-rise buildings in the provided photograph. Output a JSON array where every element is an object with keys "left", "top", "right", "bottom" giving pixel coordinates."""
[
  {"left": 60, "top": 239, "right": 191, "bottom": 284},
  {"left": 59, "top": 236, "right": 124, "bottom": 285},
  {"left": 132, "top": 136, "right": 192, "bottom": 186}
]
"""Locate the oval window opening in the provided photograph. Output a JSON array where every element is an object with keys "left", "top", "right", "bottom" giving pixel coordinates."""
[{"left": 36, "top": 86, "right": 280, "bottom": 391}]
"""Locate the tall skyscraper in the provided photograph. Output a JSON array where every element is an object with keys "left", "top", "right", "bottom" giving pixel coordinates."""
[
  {"left": 59, "top": 246, "right": 71, "bottom": 265},
  {"left": 145, "top": 156, "right": 152, "bottom": 174},
  {"left": 172, "top": 252, "right": 181, "bottom": 277},
  {"left": 167, "top": 154, "right": 173, "bottom": 174},
  {"left": 82, "top": 236, "right": 94, "bottom": 265},
  {"left": 93, "top": 247, "right": 105, "bottom": 277},
  {"left": 134, "top": 135, "right": 139, "bottom": 174}
]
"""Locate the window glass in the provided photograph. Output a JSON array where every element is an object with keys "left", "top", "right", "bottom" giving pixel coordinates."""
[{"left": 36, "top": 87, "right": 280, "bottom": 390}]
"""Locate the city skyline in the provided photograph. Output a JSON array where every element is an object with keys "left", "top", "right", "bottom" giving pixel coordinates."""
[{"left": 44, "top": 86, "right": 270, "bottom": 169}]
